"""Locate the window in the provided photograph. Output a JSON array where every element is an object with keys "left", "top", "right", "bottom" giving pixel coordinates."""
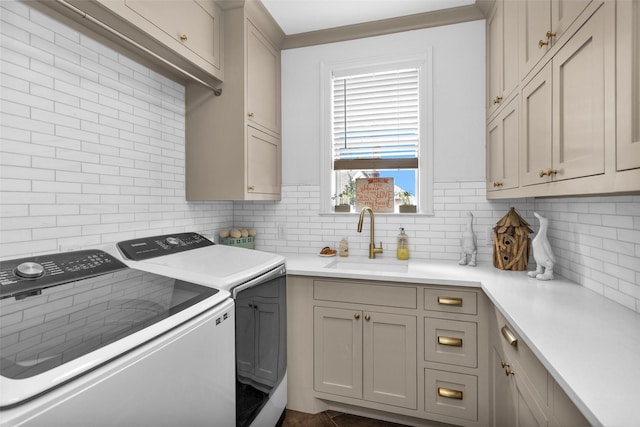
[{"left": 321, "top": 53, "right": 433, "bottom": 214}]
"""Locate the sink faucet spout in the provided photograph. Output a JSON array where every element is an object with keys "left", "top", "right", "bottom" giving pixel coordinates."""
[{"left": 357, "top": 207, "right": 383, "bottom": 259}]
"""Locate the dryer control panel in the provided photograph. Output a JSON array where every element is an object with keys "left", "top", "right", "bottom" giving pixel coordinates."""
[
  {"left": 0, "top": 250, "right": 127, "bottom": 300},
  {"left": 117, "top": 232, "right": 214, "bottom": 261}
]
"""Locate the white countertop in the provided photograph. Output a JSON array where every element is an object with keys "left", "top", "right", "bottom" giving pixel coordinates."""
[{"left": 285, "top": 254, "right": 640, "bottom": 427}]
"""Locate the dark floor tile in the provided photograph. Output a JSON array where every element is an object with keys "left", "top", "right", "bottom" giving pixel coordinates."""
[
  {"left": 281, "top": 409, "right": 335, "bottom": 427},
  {"left": 331, "top": 413, "right": 410, "bottom": 427}
]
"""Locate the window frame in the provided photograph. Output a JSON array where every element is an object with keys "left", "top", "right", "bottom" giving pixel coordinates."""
[{"left": 320, "top": 51, "right": 434, "bottom": 214}]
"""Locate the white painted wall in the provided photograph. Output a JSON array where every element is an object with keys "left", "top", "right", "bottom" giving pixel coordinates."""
[{"left": 281, "top": 20, "right": 486, "bottom": 185}]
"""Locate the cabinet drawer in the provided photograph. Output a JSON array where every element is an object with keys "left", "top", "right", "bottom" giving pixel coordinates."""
[
  {"left": 424, "top": 288, "right": 477, "bottom": 315},
  {"left": 424, "top": 369, "right": 478, "bottom": 421},
  {"left": 424, "top": 318, "right": 477, "bottom": 368},
  {"left": 313, "top": 280, "right": 417, "bottom": 309},
  {"left": 496, "top": 312, "right": 550, "bottom": 407}
]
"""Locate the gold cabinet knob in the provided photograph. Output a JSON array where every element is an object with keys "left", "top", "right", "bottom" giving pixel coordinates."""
[
  {"left": 354, "top": 312, "right": 360, "bottom": 319},
  {"left": 501, "top": 361, "right": 510, "bottom": 368},
  {"left": 364, "top": 314, "right": 371, "bottom": 321},
  {"left": 539, "top": 39, "right": 549, "bottom": 48},
  {"left": 546, "top": 30, "right": 557, "bottom": 39},
  {"left": 248, "top": 185, "right": 255, "bottom": 191},
  {"left": 492, "top": 96, "right": 503, "bottom": 105},
  {"left": 540, "top": 168, "right": 558, "bottom": 177},
  {"left": 248, "top": 112, "right": 255, "bottom": 118},
  {"left": 505, "top": 368, "right": 515, "bottom": 376},
  {"left": 180, "top": 34, "right": 188, "bottom": 42},
  {"left": 493, "top": 181, "right": 503, "bottom": 187}
]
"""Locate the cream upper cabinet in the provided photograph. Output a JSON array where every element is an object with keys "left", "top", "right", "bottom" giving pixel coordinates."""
[
  {"left": 185, "top": 2, "right": 283, "bottom": 201},
  {"left": 521, "top": 5, "right": 607, "bottom": 186},
  {"left": 520, "top": 62, "right": 552, "bottom": 187},
  {"left": 487, "top": 0, "right": 519, "bottom": 118},
  {"left": 616, "top": 0, "right": 640, "bottom": 172},
  {"left": 487, "top": 96, "right": 519, "bottom": 191},
  {"left": 519, "top": 0, "right": 593, "bottom": 79},
  {"left": 59, "top": 0, "right": 224, "bottom": 85},
  {"left": 123, "top": 0, "right": 222, "bottom": 72},
  {"left": 247, "top": 22, "right": 281, "bottom": 135}
]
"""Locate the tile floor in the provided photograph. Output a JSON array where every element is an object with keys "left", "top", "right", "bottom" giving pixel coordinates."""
[{"left": 281, "top": 409, "right": 411, "bottom": 427}]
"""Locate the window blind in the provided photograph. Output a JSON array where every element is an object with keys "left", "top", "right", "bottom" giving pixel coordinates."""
[{"left": 332, "top": 68, "right": 419, "bottom": 170}]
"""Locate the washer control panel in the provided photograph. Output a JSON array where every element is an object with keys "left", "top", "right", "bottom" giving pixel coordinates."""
[
  {"left": 0, "top": 250, "right": 127, "bottom": 299},
  {"left": 117, "top": 232, "right": 214, "bottom": 261}
]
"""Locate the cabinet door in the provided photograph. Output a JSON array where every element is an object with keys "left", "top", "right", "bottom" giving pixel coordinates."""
[
  {"left": 492, "top": 347, "right": 516, "bottom": 427},
  {"left": 616, "top": 0, "right": 640, "bottom": 171},
  {"left": 520, "top": 63, "right": 552, "bottom": 186},
  {"left": 362, "top": 311, "right": 417, "bottom": 409},
  {"left": 247, "top": 21, "right": 280, "bottom": 135},
  {"left": 519, "top": 0, "right": 551, "bottom": 78},
  {"left": 488, "top": 0, "right": 519, "bottom": 118},
  {"left": 487, "top": 1, "right": 504, "bottom": 117},
  {"left": 313, "top": 306, "right": 362, "bottom": 399},
  {"left": 125, "top": 0, "right": 221, "bottom": 70},
  {"left": 551, "top": 0, "right": 592, "bottom": 40},
  {"left": 247, "top": 127, "right": 281, "bottom": 198},
  {"left": 487, "top": 96, "right": 519, "bottom": 191},
  {"left": 552, "top": 5, "right": 606, "bottom": 181}
]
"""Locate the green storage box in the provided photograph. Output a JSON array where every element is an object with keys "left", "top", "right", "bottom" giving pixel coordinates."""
[{"left": 219, "top": 236, "right": 255, "bottom": 249}]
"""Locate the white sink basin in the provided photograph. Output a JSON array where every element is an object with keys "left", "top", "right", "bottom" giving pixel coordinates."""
[{"left": 325, "top": 258, "right": 409, "bottom": 274}]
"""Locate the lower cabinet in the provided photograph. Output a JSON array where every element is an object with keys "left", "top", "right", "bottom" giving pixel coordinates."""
[
  {"left": 490, "top": 309, "right": 589, "bottom": 427},
  {"left": 287, "top": 276, "right": 590, "bottom": 427},
  {"left": 313, "top": 306, "right": 417, "bottom": 409}
]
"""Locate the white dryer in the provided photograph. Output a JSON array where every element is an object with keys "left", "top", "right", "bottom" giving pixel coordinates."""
[{"left": 116, "top": 232, "right": 287, "bottom": 427}]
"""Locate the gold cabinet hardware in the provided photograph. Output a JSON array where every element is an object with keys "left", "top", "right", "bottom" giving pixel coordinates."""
[
  {"left": 248, "top": 112, "right": 255, "bottom": 118},
  {"left": 493, "top": 181, "right": 503, "bottom": 187},
  {"left": 546, "top": 31, "right": 557, "bottom": 39},
  {"left": 492, "top": 96, "right": 503, "bottom": 104},
  {"left": 501, "top": 325, "right": 518, "bottom": 347},
  {"left": 354, "top": 313, "right": 360, "bottom": 319},
  {"left": 180, "top": 34, "right": 188, "bottom": 42},
  {"left": 501, "top": 361, "right": 510, "bottom": 368},
  {"left": 539, "top": 39, "right": 549, "bottom": 48},
  {"left": 505, "top": 368, "right": 515, "bottom": 376},
  {"left": 437, "top": 296, "right": 463, "bottom": 307},
  {"left": 539, "top": 168, "right": 558, "bottom": 177},
  {"left": 438, "top": 387, "right": 463, "bottom": 400},
  {"left": 248, "top": 185, "right": 255, "bottom": 191},
  {"left": 438, "top": 336, "right": 463, "bottom": 347},
  {"left": 364, "top": 314, "right": 371, "bottom": 321}
]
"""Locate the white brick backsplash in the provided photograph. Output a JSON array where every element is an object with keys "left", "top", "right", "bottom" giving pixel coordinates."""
[
  {"left": 1, "top": 1, "right": 638, "bottom": 314},
  {"left": 0, "top": 1, "right": 233, "bottom": 260}
]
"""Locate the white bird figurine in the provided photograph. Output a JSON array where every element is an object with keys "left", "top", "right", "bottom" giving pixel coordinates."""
[
  {"left": 528, "top": 212, "right": 556, "bottom": 280},
  {"left": 459, "top": 211, "right": 477, "bottom": 267}
]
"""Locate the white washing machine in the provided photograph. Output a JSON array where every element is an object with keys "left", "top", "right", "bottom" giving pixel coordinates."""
[
  {"left": 0, "top": 248, "right": 235, "bottom": 427},
  {"left": 116, "top": 232, "right": 287, "bottom": 427}
]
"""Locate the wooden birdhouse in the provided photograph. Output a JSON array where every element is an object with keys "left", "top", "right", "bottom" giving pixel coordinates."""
[{"left": 493, "top": 207, "right": 533, "bottom": 271}]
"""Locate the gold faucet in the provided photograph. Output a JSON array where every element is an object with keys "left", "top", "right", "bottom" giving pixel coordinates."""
[{"left": 357, "top": 206, "right": 383, "bottom": 259}]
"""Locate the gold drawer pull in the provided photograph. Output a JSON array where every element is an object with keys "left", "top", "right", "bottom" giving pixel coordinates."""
[
  {"left": 501, "top": 325, "right": 518, "bottom": 348},
  {"left": 438, "top": 336, "right": 463, "bottom": 347},
  {"left": 438, "top": 387, "right": 463, "bottom": 400},
  {"left": 437, "top": 296, "right": 463, "bottom": 307}
]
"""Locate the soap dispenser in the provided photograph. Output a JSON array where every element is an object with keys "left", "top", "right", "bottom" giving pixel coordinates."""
[{"left": 397, "top": 227, "right": 409, "bottom": 260}]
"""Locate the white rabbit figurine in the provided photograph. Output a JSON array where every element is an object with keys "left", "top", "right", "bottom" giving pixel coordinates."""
[{"left": 528, "top": 212, "right": 556, "bottom": 280}]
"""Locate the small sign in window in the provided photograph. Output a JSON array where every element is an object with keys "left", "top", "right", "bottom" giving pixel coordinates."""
[{"left": 355, "top": 178, "right": 395, "bottom": 213}]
